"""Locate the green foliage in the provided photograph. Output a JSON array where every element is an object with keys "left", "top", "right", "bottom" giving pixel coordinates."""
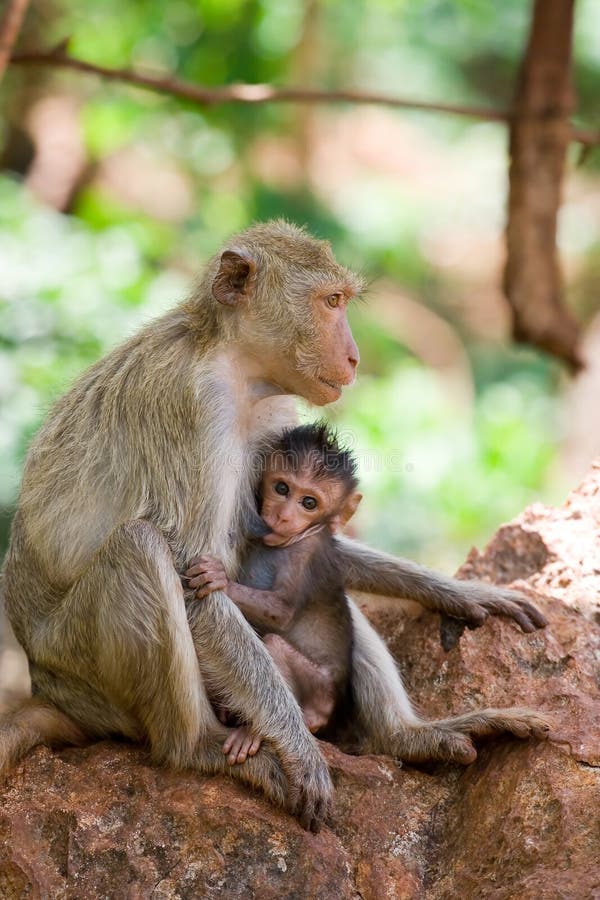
[
  {"left": 323, "top": 359, "right": 563, "bottom": 571},
  {"left": 2, "top": 0, "right": 597, "bottom": 563}
]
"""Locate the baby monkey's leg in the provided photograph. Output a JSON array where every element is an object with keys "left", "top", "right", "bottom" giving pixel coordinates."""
[
  {"left": 263, "top": 634, "right": 336, "bottom": 735},
  {"left": 223, "top": 634, "right": 337, "bottom": 764}
]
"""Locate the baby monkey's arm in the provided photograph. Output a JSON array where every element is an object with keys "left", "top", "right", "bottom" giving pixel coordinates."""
[{"left": 185, "top": 554, "right": 295, "bottom": 632}]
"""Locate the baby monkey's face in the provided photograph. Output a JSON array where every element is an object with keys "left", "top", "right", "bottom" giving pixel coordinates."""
[{"left": 259, "top": 462, "right": 346, "bottom": 548}]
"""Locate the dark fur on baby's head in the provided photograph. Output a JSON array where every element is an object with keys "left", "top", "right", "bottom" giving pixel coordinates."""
[{"left": 267, "top": 422, "right": 359, "bottom": 495}]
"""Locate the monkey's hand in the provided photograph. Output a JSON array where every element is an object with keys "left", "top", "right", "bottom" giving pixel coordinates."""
[
  {"left": 184, "top": 555, "right": 230, "bottom": 599},
  {"left": 282, "top": 741, "right": 333, "bottom": 833},
  {"left": 336, "top": 537, "right": 548, "bottom": 635},
  {"left": 441, "top": 581, "right": 549, "bottom": 635}
]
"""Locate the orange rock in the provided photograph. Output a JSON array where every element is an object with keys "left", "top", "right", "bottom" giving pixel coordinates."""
[{"left": 1, "top": 466, "right": 599, "bottom": 897}]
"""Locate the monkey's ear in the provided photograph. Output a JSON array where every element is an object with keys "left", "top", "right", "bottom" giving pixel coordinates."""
[
  {"left": 212, "top": 249, "right": 257, "bottom": 307},
  {"left": 330, "top": 492, "right": 362, "bottom": 533}
]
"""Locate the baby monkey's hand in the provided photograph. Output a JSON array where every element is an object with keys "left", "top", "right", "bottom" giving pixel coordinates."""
[{"left": 184, "top": 555, "right": 229, "bottom": 599}]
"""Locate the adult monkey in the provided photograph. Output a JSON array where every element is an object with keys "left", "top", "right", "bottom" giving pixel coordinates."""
[{"left": 1, "top": 221, "right": 549, "bottom": 832}]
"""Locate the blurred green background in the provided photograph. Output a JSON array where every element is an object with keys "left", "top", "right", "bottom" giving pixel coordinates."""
[{"left": 2, "top": 0, "right": 600, "bottom": 574}]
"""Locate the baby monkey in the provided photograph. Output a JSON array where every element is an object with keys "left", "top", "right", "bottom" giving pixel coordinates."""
[{"left": 187, "top": 423, "right": 361, "bottom": 765}]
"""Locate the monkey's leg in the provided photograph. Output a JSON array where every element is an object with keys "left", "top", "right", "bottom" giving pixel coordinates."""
[
  {"left": 219, "top": 634, "right": 337, "bottom": 766},
  {"left": 336, "top": 536, "right": 548, "bottom": 633},
  {"left": 263, "top": 634, "right": 336, "bottom": 734},
  {"left": 186, "top": 596, "right": 332, "bottom": 832},
  {"left": 39, "top": 521, "right": 300, "bottom": 815},
  {"left": 348, "top": 601, "right": 550, "bottom": 763}
]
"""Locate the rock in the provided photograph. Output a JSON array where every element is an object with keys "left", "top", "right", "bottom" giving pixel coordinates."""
[{"left": 1, "top": 466, "right": 600, "bottom": 898}]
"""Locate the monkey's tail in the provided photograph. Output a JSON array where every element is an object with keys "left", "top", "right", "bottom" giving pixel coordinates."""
[{"left": 0, "top": 697, "right": 86, "bottom": 777}]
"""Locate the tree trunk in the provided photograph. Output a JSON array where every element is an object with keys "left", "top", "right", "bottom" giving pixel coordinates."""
[{"left": 503, "top": 0, "right": 582, "bottom": 370}]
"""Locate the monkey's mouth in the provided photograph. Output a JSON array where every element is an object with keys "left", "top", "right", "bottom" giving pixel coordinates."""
[
  {"left": 318, "top": 377, "right": 343, "bottom": 393},
  {"left": 262, "top": 531, "right": 289, "bottom": 546}
]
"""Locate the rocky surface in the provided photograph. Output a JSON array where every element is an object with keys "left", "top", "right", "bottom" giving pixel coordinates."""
[{"left": 1, "top": 465, "right": 600, "bottom": 898}]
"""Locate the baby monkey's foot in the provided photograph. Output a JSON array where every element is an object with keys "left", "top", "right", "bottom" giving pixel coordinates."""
[{"left": 223, "top": 725, "right": 263, "bottom": 765}]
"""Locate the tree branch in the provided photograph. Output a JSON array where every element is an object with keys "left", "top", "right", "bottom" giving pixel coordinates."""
[
  {"left": 0, "top": 0, "right": 31, "bottom": 83},
  {"left": 9, "top": 48, "right": 600, "bottom": 147}
]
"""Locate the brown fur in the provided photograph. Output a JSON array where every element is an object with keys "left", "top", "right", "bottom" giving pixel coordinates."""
[
  {"left": 0, "top": 697, "right": 87, "bottom": 777},
  {"left": 0, "top": 220, "right": 550, "bottom": 832}
]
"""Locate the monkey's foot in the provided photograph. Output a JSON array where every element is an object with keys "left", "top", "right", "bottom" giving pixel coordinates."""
[
  {"left": 446, "top": 707, "right": 553, "bottom": 742},
  {"left": 199, "top": 727, "right": 331, "bottom": 832},
  {"left": 389, "top": 708, "right": 552, "bottom": 766},
  {"left": 194, "top": 729, "right": 288, "bottom": 812},
  {"left": 223, "top": 725, "right": 262, "bottom": 765},
  {"left": 282, "top": 743, "right": 333, "bottom": 834},
  {"left": 390, "top": 725, "right": 478, "bottom": 765}
]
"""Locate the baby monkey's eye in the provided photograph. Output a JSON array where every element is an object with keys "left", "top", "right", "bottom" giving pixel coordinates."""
[
  {"left": 274, "top": 481, "right": 289, "bottom": 496},
  {"left": 326, "top": 292, "right": 343, "bottom": 309},
  {"left": 301, "top": 496, "right": 317, "bottom": 510}
]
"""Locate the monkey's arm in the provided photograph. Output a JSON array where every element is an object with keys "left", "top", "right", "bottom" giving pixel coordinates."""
[
  {"left": 334, "top": 536, "right": 548, "bottom": 633},
  {"left": 185, "top": 555, "right": 295, "bottom": 632},
  {"left": 221, "top": 582, "right": 295, "bottom": 632}
]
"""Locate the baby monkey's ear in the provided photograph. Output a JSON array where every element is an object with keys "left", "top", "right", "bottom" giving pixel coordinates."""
[{"left": 329, "top": 492, "right": 362, "bottom": 533}]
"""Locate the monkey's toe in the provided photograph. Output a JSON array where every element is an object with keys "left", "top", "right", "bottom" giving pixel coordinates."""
[
  {"left": 443, "top": 733, "right": 477, "bottom": 765},
  {"left": 286, "top": 754, "right": 333, "bottom": 833},
  {"left": 507, "top": 711, "right": 552, "bottom": 740}
]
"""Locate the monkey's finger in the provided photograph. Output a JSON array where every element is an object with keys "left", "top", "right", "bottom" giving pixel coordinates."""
[
  {"left": 476, "top": 589, "right": 548, "bottom": 630},
  {"left": 222, "top": 733, "right": 236, "bottom": 755},
  {"left": 248, "top": 735, "right": 262, "bottom": 757},
  {"left": 509, "top": 597, "right": 548, "bottom": 629},
  {"left": 189, "top": 569, "right": 227, "bottom": 590},
  {"left": 186, "top": 554, "right": 217, "bottom": 568},
  {"left": 225, "top": 732, "right": 251, "bottom": 765},
  {"left": 185, "top": 559, "right": 220, "bottom": 579},
  {"left": 185, "top": 564, "right": 212, "bottom": 580},
  {"left": 195, "top": 585, "right": 220, "bottom": 599},
  {"left": 235, "top": 734, "right": 258, "bottom": 764},
  {"left": 298, "top": 799, "right": 315, "bottom": 833},
  {"left": 311, "top": 798, "right": 329, "bottom": 834},
  {"left": 300, "top": 796, "right": 327, "bottom": 834},
  {"left": 185, "top": 570, "right": 213, "bottom": 587},
  {"left": 446, "top": 603, "right": 488, "bottom": 629},
  {"left": 196, "top": 578, "right": 229, "bottom": 599},
  {"left": 232, "top": 747, "right": 248, "bottom": 765},
  {"left": 186, "top": 577, "right": 201, "bottom": 590},
  {"left": 188, "top": 575, "right": 211, "bottom": 591},
  {"left": 223, "top": 729, "right": 247, "bottom": 757},
  {"left": 202, "top": 576, "right": 228, "bottom": 590},
  {"left": 490, "top": 600, "right": 540, "bottom": 633},
  {"left": 293, "top": 786, "right": 331, "bottom": 834},
  {"left": 226, "top": 744, "right": 241, "bottom": 764}
]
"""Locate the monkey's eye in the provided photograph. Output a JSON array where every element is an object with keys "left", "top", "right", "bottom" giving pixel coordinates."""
[
  {"left": 274, "top": 481, "right": 289, "bottom": 496},
  {"left": 326, "top": 292, "right": 343, "bottom": 309},
  {"left": 301, "top": 496, "right": 317, "bottom": 511}
]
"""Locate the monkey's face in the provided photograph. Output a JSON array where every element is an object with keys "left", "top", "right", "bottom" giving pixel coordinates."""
[
  {"left": 248, "top": 281, "right": 361, "bottom": 407},
  {"left": 286, "top": 285, "right": 361, "bottom": 406},
  {"left": 210, "top": 223, "right": 362, "bottom": 407},
  {"left": 259, "top": 464, "right": 346, "bottom": 547}
]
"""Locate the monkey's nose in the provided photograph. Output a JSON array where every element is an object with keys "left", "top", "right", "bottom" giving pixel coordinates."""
[{"left": 347, "top": 337, "right": 360, "bottom": 370}]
